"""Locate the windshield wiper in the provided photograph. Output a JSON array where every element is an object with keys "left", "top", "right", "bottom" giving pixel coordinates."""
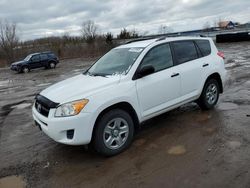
[{"left": 84, "top": 71, "right": 108, "bottom": 77}]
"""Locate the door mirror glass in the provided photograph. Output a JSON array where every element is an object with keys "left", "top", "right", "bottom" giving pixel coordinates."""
[{"left": 137, "top": 65, "right": 155, "bottom": 78}]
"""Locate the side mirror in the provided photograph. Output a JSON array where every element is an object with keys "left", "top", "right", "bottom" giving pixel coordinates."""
[{"left": 137, "top": 65, "right": 155, "bottom": 78}]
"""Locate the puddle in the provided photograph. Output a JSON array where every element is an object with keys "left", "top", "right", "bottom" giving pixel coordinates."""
[
  {"left": 167, "top": 145, "right": 186, "bottom": 155},
  {"left": 11, "top": 103, "right": 32, "bottom": 109},
  {"left": 133, "top": 139, "right": 146, "bottom": 147},
  {"left": 0, "top": 80, "right": 9, "bottom": 87},
  {"left": 202, "top": 127, "right": 217, "bottom": 136},
  {"left": 37, "top": 83, "right": 51, "bottom": 87},
  {"left": 0, "top": 175, "right": 26, "bottom": 188},
  {"left": 72, "top": 69, "right": 82, "bottom": 72},
  {"left": 196, "top": 113, "right": 211, "bottom": 122},
  {"left": 217, "top": 102, "right": 239, "bottom": 111},
  {"left": 227, "top": 141, "right": 241, "bottom": 150}
]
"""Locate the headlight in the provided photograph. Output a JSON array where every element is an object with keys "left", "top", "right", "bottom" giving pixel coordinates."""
[{"left": 54, "top": 99, "right": 89, "bottom": 117}]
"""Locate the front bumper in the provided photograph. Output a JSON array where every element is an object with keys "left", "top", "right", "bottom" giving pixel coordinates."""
[
  {"left": 32, "top": 104, "right": 95, "bottom": 145},
  {"left": 10, "top": 65, "right": 20, "bottom": 71}
]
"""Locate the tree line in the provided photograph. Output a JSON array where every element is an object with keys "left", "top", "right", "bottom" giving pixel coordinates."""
[{"left": 0, "top": 19, "right": 143, "bottom": 67}]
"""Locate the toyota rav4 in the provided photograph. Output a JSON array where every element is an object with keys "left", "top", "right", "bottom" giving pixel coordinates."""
[{"left": 32, "top": 37, "right": 226, "bottom": 156}]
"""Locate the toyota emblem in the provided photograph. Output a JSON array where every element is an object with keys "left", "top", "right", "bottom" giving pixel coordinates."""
[{"left": 37, "top": 103, "right": 42, "bottom": 112}]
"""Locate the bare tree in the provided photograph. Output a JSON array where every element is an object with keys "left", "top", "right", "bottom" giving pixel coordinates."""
[
  {"left": 117, "top": 28, "right": 139, "bottom": 39},
  {"left": 158, "top": 25, "right": 173, "bottom": 34},
  {"left": 81, "top": 20, "right": 98, "bottom": 43},
  {"left": 0, "top": 20, "right": 19, "bottom": 63},
  {"left": 203, "top": 21, "right": 211, "bottom": 31},
  {"left": 105, "top": 32, "right": 113, "bottom": 45}
]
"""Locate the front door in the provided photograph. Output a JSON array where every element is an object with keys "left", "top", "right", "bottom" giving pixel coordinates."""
[
  {"left": 29, "top": 54, "right": 41, "bottom": 68},
  {"left": 135, "top": 43, "right": 181, "bottom": 118}
]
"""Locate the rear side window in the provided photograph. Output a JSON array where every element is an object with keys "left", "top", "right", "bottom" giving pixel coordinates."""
[
  {"left": 172, "top": 41, "right": 198, "bottom": 64},
  {"left": 195, "top": 40, "right": 211, "bottom": 57},
  {"left": 141, "top": 43, "right": 173, "bottom": 72},
  {"left": 40, "top": 54, "right": 48, "bottom": 61}
]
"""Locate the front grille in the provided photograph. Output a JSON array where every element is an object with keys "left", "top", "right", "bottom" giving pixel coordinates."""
[
  {"left": 35, "top": 101, "right": 50, "bottom": 117},
  {"left": 35, "top": 94, "right": 59, "bottom": 117}
]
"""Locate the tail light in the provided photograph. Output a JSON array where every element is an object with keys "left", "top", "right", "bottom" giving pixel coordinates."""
[{"left": 217, "top": 51, "right": 225, "bottom": 59}]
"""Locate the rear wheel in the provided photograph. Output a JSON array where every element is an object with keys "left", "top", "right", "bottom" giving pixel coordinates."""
[
  {"left": 49, "top": 62, "right": 56, "bottom": 69},
  {"left": 93, "top": 109, "right": 134, "bottom": 156},
  {"left": 197, "top": 79, "right": 219, "bottom": 110},
  {"left": 22, "top": 66, "right": 30, "bottom": 73}
]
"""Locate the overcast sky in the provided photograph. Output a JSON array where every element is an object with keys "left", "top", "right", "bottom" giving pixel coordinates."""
[{"left": 0, "top": 0, "right": 250, "bottom": 40}]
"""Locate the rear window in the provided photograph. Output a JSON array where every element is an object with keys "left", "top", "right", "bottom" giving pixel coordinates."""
[
  {"left": 172, "top": 41, "right": 198, "bottom": 64},
  {"left": 195, "top": 40, "right": 211, "bottom": 57}
]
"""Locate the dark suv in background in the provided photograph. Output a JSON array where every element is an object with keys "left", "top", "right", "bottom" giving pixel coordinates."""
[{"left": 10, "top": 52, "right": 59, "bottom": 73}]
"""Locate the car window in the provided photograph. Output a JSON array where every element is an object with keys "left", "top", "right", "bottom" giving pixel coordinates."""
[
  {"left": 195, "top": 40, "right": 211, "bottom": 56},
  {"left": 40, "top": 54, "right": 48, "bottom": 61},
  {"left": 31, "top": 55, "right": 40, "bottom": 62},
  {"left": 87, "top": 47, "right": 144, "bottom": 76},
  {"left": 172, "top": 41, "right": 198, "bottom": 64},
  {"left": 140, "top": 43, "right": 173, "bottom": 72}
]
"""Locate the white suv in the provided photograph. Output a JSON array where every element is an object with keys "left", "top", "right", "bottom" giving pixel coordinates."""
[{"left": 32, "top": 37, "right": 226, "bottom": 156}]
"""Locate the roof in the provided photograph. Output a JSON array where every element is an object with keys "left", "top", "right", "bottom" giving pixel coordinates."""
[
  {"left": 116, "top": 36, "right": 210, "bottom": 48},
  {"left": 28, "top": 51, "right": 54, "bottom": 56},
  {"left": 116, "top": 39, "right": 157, "bottom": 48}
]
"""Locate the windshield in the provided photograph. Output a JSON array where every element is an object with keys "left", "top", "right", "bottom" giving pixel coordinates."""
[
  {"left": 24, "top": 55, "right": 32, "bottom": 61},
  {"left": 86, "top": 47, "right": 144, "bottom": 76}
]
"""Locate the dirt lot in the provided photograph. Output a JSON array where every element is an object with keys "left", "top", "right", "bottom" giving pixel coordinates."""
[{"left": 0, "top": 42, "right": 250, "bottom": 188}]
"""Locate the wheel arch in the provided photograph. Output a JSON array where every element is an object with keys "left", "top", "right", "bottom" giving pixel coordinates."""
[
  {"left": 91, "top": 102, "right": 140, "bottom": 142},
  {"left": 48, "top": 59, "right": 57, "bottom": 63},
  {"left": 21, "top": 64, "right": 30, "bottom": 71},
  {"left": 204, "top": 72, "right": 223, "bottom": 93}
]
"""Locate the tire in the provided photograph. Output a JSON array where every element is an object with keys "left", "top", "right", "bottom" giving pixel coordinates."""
[
  {"left": 197, "top": 79, "right": 219, "bottom": 110},
  {"left": 22, "top": 66, "right": 30, "bottom": 73},
  {"left": 49, "top": 62, "right": 56, "bottom": 69},
  {"left": 93, "top": 109, "right": 134, "bottom": 156}
]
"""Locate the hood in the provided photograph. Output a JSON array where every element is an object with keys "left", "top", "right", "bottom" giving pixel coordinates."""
[
  {"left": 11, "top": 60, "right": 27, "bottom": 65},
  {"left": 40, "top": 74, "right": 120, "bottom": 103}
]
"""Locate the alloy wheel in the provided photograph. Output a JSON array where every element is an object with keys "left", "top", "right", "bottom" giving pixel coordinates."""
[
  {"left": 103, "top": 117, "right": 129, "bottom": 150},
  {"left": 206, "top": 83, "right": 218, "bottom": 105}
]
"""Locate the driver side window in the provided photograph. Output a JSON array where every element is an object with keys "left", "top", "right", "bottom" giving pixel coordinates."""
[
  {"left": 141, "top": 43, "right": 173, "bottom": 72},
  {"left": 31, "top": 55, "right": 40, "bottom": 62}
]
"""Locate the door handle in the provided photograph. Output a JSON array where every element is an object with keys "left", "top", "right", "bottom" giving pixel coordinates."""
[
  {"left": 171, "top": 73, "right": 180, "bottom": 77},
  {"left": 202, "top": 63, "right": 209, "bottom": 67}
]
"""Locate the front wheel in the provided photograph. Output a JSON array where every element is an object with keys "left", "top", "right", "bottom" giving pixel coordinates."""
[
  {"left": 22, "top": 66, "right": 30, "bottom": 73},
  {"left": 93, "top": 109, "right": 134, "bottom": 156},
  {"left": 197, "top": 79, "right": 219, "bottom": 110}
]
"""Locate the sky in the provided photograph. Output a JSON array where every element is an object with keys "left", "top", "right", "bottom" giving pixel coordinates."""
[{"left": 0, "top": 0, "right": 250, "bottom": 41}]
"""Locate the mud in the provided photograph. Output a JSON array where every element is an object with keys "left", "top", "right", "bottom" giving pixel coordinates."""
[
  {"left": 0, "top": 43, "right": 250, "bottom": 188},
  {"left": 0, "top": 175, "right": 26, "bottom": 188}
]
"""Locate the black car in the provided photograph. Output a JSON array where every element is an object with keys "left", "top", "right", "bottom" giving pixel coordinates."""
[{"left": 10, "top": 52, "right": 59, "bottom": 73}]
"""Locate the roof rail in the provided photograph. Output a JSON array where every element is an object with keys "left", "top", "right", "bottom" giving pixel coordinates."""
[
  {"left": 199, "top": 35, "right": 207, "bottom": 37},
  {"left": 125, "top": 37, "right": 156, "bottom": 44},
  {"left": 155, "top": 36, "right": 167, "bottom": 41}
]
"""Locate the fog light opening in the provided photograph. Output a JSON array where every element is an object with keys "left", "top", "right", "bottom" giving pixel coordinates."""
[{"left": 67, "top": 129, "right": 74, "bottom": 139}]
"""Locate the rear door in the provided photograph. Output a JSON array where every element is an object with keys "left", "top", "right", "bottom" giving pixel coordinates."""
[
  {"left": 40, "top": 54, "right": 48, "bottom": 67},
  {"left": 135, "top": 43, "right": 181, "bottom": 118},
  {"left": 171, "top": 40, "right": 202, "bottom": 100},
  {"left": 195, "top": 39, "right": 212, "bottom": 85}
]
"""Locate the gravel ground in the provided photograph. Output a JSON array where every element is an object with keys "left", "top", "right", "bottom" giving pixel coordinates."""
[{"left": 0, "top": 42, "right": 250, "bottom": 188}]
